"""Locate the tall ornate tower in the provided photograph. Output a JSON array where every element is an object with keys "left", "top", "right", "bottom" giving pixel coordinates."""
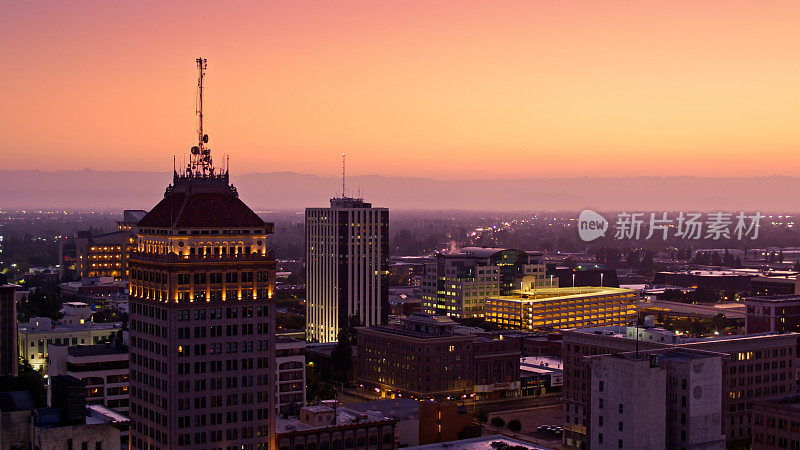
[{"left": 128, "top": 58, "right": 276, "bottom": 449}]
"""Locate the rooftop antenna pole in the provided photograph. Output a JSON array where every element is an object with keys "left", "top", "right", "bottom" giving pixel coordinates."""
[{"left": 342, "top": 152, "right": 346, "bottom": 198}]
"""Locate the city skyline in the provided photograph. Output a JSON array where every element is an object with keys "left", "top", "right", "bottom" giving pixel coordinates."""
[{"left": 4, "top": 1, "right": 800, "bottom": 178}]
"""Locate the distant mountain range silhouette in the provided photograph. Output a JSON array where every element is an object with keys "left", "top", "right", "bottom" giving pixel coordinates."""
[{"left": 1, "top": 169, "right": 798, "bottom": 212}]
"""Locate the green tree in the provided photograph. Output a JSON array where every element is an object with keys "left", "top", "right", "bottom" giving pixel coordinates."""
[
  {"left": 17, "top": 288, "right": 61, "bottom": 322},
  {"left": 331, "top": 315, "right": 363, "bottom": 386},
  {"left": 490, "top": 417, "right": 505, "bottom": 430},
  {"left": 0, "top": 360, "right": 47, "bottom": 407},
  {"left": 306, "top": 363, "right": 338, "bottom": 404},
  {"left": 507, "top": 419, "right": 522, "bottom": 436}
]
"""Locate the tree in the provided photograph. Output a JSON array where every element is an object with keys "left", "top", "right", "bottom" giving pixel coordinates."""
[
  {"left": 0, "top": 360, "right": 47, "bottom": 407},
  {"left": 331, "top": 315, "right": 363, "bottom": 386},
  {"left": 17, "top": 288, "right": 61, "bottom": 322},
  {"left": 475, "top": 409, "right": 488, "bottom": 423},
  {"left": 490, "top": 417, "right": 505, "bottom": 430},
  {"left": 507, "top": 419, "right": 522, "bottom": 436}
]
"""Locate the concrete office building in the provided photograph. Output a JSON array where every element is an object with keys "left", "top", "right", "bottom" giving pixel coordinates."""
[
  {"left": 306, "top": 196, "right": 389, "bottom": 343},
  {"left": 562, "top": 326, "right": 798, "bottom": 448},
  {"left": 485, "top": 286, "right": 638, "bottom": 331},
  {"left": 587, "top": 348, "right": 726, "bottom": 450},
  {"left": 127, "top": 59, "right": 277, "bottom": 450},
  {"left": 0, "top": 282, "right": 18, "bottom": 376},
  {"left": 420, "top": 247, "right": 549, "bottom": 318}
]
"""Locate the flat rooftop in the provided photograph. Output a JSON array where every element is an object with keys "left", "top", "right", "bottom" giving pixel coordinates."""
[
  {"left": 407, "top": 435, "right": 545, "bottom": 449},
  {"left": 745, "top": 294, "right": 800, "bottom": 302},
  {"left": 489, "top": 286, "right": 637, "bottom": 303},
  {"left": 67, "top": 344, "right": 127, "bottom": 357},
  {"left": 756, "top": 394, "right": 800, "bottom": 411},
  {"left": 277, "top": 406, "right": 391, "bottom": 434}
]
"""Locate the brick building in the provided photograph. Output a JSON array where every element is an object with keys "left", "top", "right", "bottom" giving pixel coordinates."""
[
  {"left": 356, "top": 313, "right": 520, "bottom": 400},
  {"left": 745, "top": 295, "right": 800, "bottom": 334}
]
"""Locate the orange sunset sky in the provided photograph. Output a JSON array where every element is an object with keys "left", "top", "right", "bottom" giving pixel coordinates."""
[{"left": 2, "top": 1, "right": 800, "bottom": 179}]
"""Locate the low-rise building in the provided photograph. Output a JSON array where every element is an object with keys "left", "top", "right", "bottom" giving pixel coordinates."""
[
  {"left": 520, "top": 356, "right": 563, "bottom": 396},
  {"left": 485, "top": 286, "right": 638, "bottom": 331},
  {"left": 18, "top": 316, "right": 120, "bottom": 371},
  {"left": 344, "top": 399, "right": 420, "bottom": 447},
  {"left": 276, "top": 401, "right": 398, "bottom": 450}
]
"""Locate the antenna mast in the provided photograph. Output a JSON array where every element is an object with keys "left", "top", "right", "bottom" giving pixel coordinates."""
[
  {"left": 341, "top": 152, "right": 346, "bottom": 198},
  {"left": 187, "top": 57, "right": 214, "bottom": 178}
]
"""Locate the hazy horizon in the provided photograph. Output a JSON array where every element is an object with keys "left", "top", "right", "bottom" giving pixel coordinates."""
[{"left": 4, "top": 169, "right": 800, "bottom": 212}]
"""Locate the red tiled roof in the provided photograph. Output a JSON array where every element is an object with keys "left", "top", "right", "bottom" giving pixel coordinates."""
[{"left": 137, "top": 191, "right": 265, "bottom": 228}]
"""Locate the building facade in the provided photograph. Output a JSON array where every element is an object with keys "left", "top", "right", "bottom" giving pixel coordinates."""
[
  {"left": 587, "top": 349, "right": 726, "bottom": 450},
  {"left": 752, "top": 394, "right": 800, "bottom": 449},
  {"left": 127, "top": 170, "right": 277, "bottom": 449},
  {"left": 356, "top": 313, "right": 520, "bottom": 400},
  {"left": 562, "top": 327, "right": 798, "bottom": 448},
  {"left": 306, "top": 197, "right": 389, "bottom": 343},
  {"left": 48, "top": 344, "right": 130, "bottom": 415},
  {"left": 59, "top": 210, "right": 146, "bottom": 281},
  {"left": 275, "top": 338, "right": 306, "bottom": 416},
  {"left": 0, "top": 283, "right": 17, "bottom": 376},
  {"left": 745, "top": 295, "right": 800, "bottom": 334},
  {"left": 420, "top": 248, "right": 549, "bottom": 318},
  {"left": 485, "top": 286, "right": 638, "bottom": 331}
]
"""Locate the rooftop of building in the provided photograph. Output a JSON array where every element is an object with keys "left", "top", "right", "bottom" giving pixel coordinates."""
[
  {"left": 656, "top": 269, "right": 755, "bottom": 277},
  {"left": 18, "top": 317, "right": 121, "bottom": 333},
  {"left": 137, "top": 184, "right": 266, "bottom": 229},
  {"left": 489, "top": 286, "right": 637, "bottom": 303},
  {"left": 566, "top": 325, "right": 799, "bottom": 345},
  {"left": 276, "top": 337, "right": 306, "bottom": 347},
  {"left": 437, "top": 247, "right": 543, "bottom": 259},
  {"left": 745, "top": 294, "right": 800, "bottom": 303},
  {"left": 0, "top": 391, "right": 34, "bottom": 412},
  {"left": 327, "top": 196, "right": 377, "bottom": 209},
  {"left": 600, "top": 347, "right": 726, "bottom": 363},
  {"left": 277, "top": 405, "right": 394, "bottom": 434},
  {"left": 122, "top": 210, "right": 147, "bottom": 224},
  {"left": 66, "top": 344, "right": 128, "bottom": 358},
  {"left": 520, "top": 356, "right": 563, "bottom": 371},
  {"left": 755, "top": 394, "right": 800, "bottom": 411},
  {"left": 406, "top": 435, "right": 545, "bottom": 449},
  {"left": 340, "top": 398, "right": 419, "bottom": 420}
]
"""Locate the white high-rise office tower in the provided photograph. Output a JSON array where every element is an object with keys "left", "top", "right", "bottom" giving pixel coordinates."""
[{"left": 305, "top": 195, "right": 389, "bottom": 343}]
